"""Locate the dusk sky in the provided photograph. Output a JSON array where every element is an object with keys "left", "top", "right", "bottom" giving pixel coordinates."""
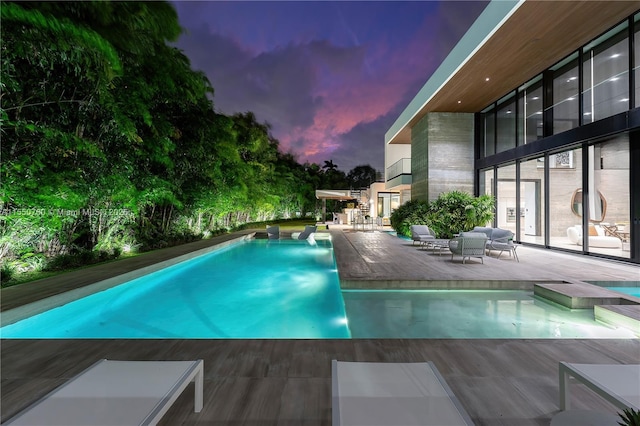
[{"left": 171, "top": 1, "right": 488, "bottom": 173}]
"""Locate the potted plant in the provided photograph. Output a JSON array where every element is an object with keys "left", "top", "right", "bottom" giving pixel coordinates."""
[{"left": 618, "top": 408, "right": 640, "bottom": 426}]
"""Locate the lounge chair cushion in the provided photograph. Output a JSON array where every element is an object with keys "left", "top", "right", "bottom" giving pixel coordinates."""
[
  {"left": 332, "top": 360, "right": 473, "bottom": 426},
  {"left": 6, "top": 359, "right": 204, "bottom": 426}
]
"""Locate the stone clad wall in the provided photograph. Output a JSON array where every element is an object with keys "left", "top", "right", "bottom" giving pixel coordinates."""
[
  {"left": 411, "top": 115, "right": 429, "bottom": 202},
  {"left": 411, "top": 112, "right": 474, "bottom": 202}
]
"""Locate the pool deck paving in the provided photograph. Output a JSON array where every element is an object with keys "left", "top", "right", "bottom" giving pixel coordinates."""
[{"left": 1, "top": 227, "right": 639, "bottom": 425}]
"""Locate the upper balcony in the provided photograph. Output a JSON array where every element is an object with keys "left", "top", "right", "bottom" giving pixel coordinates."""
[{"left": 386, "top": 158, "right": 412, "bottom": 188}]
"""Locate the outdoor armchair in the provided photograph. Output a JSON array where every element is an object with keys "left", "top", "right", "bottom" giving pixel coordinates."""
[{"left": 449, "top": 232, "right": 488, "bottom": 264}]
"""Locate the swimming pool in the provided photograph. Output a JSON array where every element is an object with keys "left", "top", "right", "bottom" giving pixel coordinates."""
[
  {"left": 1, "top": 239, "right": 351, "bottom": 339},
  {"left": 586, "top": 281, "right": 640, "bottom": 298},
  {"left": 2, "top": 240, "right": 637, "bottom": 339},
  {"left": 342, "top": 289, "right": 638, "bottom": 338}
]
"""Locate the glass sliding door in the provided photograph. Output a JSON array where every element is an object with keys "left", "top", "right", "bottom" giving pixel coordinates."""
[
  {"left": 496, "top": 164, "right": 516, "bottom": 235},
  {"left": 548, "top": 147, "right": 583, "bottom": 251},
  {"left": 519, "top": 157, "right": 545, "bottom": 245},
  {"left": 586, "top": 135, "right": 630, "bottom": 258},
  {"left": 479, "top": 168, "right": 495, "bottom": 226}
]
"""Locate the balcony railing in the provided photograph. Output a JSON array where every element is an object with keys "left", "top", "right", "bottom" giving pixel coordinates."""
[{"left": 386, "top": 158, "right": 411, "bottom": 181}]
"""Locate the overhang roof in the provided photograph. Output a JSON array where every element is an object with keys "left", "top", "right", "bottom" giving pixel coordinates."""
[
  {"left": 315, "top": 189, "right": 355, "bottom": 200},
  {"left": 386, "top": 0, "right": 639, "bottom": 145}
]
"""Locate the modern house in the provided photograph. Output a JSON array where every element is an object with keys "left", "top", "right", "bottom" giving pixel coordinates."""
[{"left": 384, "top": 0, "right": 639, "bottom": 263}]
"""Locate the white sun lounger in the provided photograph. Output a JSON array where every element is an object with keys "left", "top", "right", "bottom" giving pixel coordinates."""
[
  {"left": 559, "top": 362, "right": 640, "bottom": 411},
  {"left": 332, "top": 360, "right": 474, "bottom": 426},
  {"left": 6, "top": 359, "right": 204, "bottom": 426}
]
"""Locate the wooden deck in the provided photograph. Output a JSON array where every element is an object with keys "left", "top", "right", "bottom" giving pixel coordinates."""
[
  {"left": 1, "top": 228, "right": 639, "bottom": 425},
  {"left": 2, "top": 339, "right": 639, "bottom": 425}
]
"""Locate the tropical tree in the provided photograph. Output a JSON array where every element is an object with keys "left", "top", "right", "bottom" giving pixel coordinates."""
[
  {"left": 322, "top": 160, "right": 338, "bottom": 172},
  {"left": 1, "top": 0, "right": 375, "bottom": 283},
  {"left": 347, "top": 165, "right": 378, "bottom": 189}
]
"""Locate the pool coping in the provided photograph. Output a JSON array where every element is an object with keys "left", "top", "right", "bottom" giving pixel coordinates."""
[{"left": 0, "top": 233, "right": 254, "bottom": 327}]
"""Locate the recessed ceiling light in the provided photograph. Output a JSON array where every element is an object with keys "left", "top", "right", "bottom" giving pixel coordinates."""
[
  {"left": 620, "top": 98, "right": 629, "bottom": 102},
  {"left": 457, "top": 100, "right": 461, "bottom": 104},
  {"left": 532, "top": 96, "right": 539, "bottom": 100},
  {"left": 567, "top": 97, "right": 575, "bottom": 101},
  {"left": 583, "top": 112, "right": 592, "bottom": 116},
  {"left": 485, "top": 77, "right": 490, "bottom": 82},
  {"left": 611, "top": 53, "right": 621, "bottom": 58},
  {"left": 609, "top": 77, "right": 619, "bottom": 82},
  {"left": 506, "top": 110, "right": 512, "bottom": 114}
]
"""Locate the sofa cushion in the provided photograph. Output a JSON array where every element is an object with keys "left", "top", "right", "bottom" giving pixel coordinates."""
[
  {"left": 471, "top": 227, "right": 493, "bottom": 239},
  {"left": 491, "top": 228, "right": 513, "bottom": 241},
  {"left": 460, "top": 231, "right": 487, "bottom": 238}
]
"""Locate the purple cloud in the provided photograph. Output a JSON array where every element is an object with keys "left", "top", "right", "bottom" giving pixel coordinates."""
[{"left": 171, "top": 1, "right": 489, "bottom": 173}]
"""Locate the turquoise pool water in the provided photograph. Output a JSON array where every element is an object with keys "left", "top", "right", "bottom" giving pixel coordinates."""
[
  {"left": 1, "top": 239, "right": 351, "bottom": 338},
  {"left": 586, "top": 281, "right": 640, "bottom": 298},
  {"left": 2, "top": 241, "right": 637, "bottom": 339},
  {"left": 610, "top": 287, "right": 640, "bottom": 297},
  {"left": 342, "top": 290, "right": 637, "bottom": 338}
]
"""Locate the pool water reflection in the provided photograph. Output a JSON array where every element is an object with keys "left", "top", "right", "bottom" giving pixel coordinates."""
[{"left": 342, "top": 289, "right": 637, "bottom": 338}]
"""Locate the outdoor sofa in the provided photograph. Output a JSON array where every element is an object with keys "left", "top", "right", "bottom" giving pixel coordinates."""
[{"left": 471, "top": 226, "right": 519, "bottom": 261}]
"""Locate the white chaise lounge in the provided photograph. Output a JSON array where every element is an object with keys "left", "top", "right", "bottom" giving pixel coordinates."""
[
  {"left": 558, "top": 362, "right": 640, "bottom": 411},
  {"left": 332, "top": 360, "right": 474, "bottom": 426},
  {"left": 6, "top": 359, "right": 204, "bottom": 426}
]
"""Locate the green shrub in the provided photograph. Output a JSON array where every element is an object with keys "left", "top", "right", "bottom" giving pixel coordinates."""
[
  {"left": 20, "top": 253, "right": 47, "bottom": 273},
  {"left": 390, "top": 199, "right": 430, "bottom": 237},
  {"left": 44, "top": 249, "right": 117, "bottom": 271},
  {"left": 44, "top": 254, "right": 79, "bottom": 271},
  {"left": 427, "top": 191, "right": 494, "bottom": 238},
  {"left": 618, "top": 408, "right": 640, "bottom": 426},
  {"left": 1, "top": 263, "right": 16, "bottom": 282},
  {"left": 390, "top": 191, "right": 495, "bottom": 239}
]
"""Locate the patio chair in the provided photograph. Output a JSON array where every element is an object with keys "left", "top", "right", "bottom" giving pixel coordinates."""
[
  {"left": 266, "top": 225, "right": 280, "bottom": 240},
  {"left": 410, "top": 224, "right": 435, "bottom": 246},
  {"left": 449, "top": 232, "right": 488, "bottom": 264},
  {"left": 486, "top": 228, "right": 518, "bottom": 261},
  {"left": 332, "top": 360, "right": 474, "bottom": 426},
  {"left": 5, "top": 359, "right": 204, "bottom": 426}
]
